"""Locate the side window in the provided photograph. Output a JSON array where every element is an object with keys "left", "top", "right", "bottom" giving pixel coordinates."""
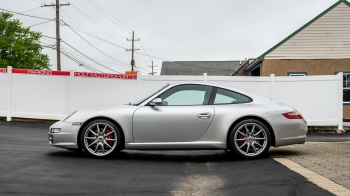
[
  {"left": 288, "top": 72, "right": 307, "bottom": 76},
  {"left": 214, "top": 88, "right": 251, "bottom": 104},
  {"left": 159, "top": 85, "right": 213, "bottom": 106},
  {"left": 336, "top": 72, "right": 350, "bottom": 103}
]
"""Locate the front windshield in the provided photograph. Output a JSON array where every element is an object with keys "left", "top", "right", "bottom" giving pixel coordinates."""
[{"left": 131, "top": 84, "right": 170, "bottom": 105}]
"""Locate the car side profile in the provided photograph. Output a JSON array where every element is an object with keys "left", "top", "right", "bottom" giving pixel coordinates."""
[{"left": 49, "top": 82, "right": 307, "bottom": 159}]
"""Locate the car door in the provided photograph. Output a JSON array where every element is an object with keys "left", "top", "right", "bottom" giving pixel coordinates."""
[{"left": 133, "top": 84, "right": 215, "bottom": 143}]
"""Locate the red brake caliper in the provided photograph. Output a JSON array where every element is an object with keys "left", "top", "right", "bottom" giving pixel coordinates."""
[
  {"left": 105, "top": 129, "right": 114, "bottom": 146},
  {"left": 237, "top": 133, "right": 244, "bottom": 146}
]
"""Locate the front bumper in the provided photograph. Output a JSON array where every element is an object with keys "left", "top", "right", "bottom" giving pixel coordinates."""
[{"left": 48, "top": 121, "right": 82, "bottom": 149}]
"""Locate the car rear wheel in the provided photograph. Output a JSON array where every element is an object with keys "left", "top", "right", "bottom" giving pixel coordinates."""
[
  {"left": 229, "top": 119, "right": 271, "bottom": 159},
  {"left": 81, "top": 119, "right": 122, "bottom": 157}
]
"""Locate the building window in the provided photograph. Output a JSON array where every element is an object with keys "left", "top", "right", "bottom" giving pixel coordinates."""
[
  {"left": 288, "top": 72, "right": 307, "bottom": 76},
  {"left": 336, "top": 72, "right": 350, "bottom": 104},
  {"left": 250, "top": 64, "right": 261, "bottom": 76}
]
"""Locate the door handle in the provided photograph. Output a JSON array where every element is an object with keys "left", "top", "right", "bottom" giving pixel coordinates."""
[{"left": 197, "top": 113, "right": 212, "bottom": 119}]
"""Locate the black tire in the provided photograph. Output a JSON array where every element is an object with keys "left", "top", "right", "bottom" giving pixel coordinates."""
[
  {"left": 80, "top": 119, "right": 123, "bottom": 158},
  {"left": 229, "top": 119, "right": 271, "bottom": 159}
]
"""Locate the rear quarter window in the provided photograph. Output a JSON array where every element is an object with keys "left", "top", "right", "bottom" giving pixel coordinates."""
[{"left": 214, "top": 88, "right": 252, "bottom": 104}]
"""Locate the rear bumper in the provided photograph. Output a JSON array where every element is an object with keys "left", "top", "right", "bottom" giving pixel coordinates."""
[
  {"left": 48, "top": 121, "right": 81, "bottom": 149},
  {"left": 266, "top": 115, "right": 308, "bottom": 147}
]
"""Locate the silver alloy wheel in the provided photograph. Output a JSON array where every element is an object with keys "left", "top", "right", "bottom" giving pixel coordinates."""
[
  {"left": 83, "top": 122, "right": 118, "bottom": 156},
  {"left": 233, "top": 123, "right": 268, "bottom": 157}
]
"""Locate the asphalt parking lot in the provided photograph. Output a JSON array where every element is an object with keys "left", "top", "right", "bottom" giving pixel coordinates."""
[{"left": 0, "top": 121, "right": 335, "bottom": 195}]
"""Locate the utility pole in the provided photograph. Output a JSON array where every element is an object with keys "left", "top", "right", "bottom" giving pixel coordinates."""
[
  {"left": 126, "top": 31, "right": 140, "bottom": 71},
  {"left": 43, "top": 0, "right": 70, "bottom": 71},
  {"left": 148, "top": 60, "right": 157, "bottom": 75}
]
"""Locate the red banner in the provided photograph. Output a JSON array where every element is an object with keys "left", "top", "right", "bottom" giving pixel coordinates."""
[
  {"left": 12, "top": 69, "right": 70, "bottom": 76},
  {"left": 74, "top": 72, "right": 137, "bottom": 79},
  {"left": 0, "top": 68, "right": 137, "bottom": 79}
]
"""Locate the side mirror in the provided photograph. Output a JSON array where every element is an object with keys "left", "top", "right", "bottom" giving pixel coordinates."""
[{"left": 150, "top": 98, "right": 162, "bottom": 106}]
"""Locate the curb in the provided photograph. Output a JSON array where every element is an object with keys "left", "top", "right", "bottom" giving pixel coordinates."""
[
  {"left": 0, "top": 117, "right": 58, "bottom": 124},
  {"left": 308, "top": 126, "right": 350, "bottom": 134}
]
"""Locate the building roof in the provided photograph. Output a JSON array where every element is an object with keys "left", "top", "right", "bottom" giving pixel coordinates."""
[
  {"left": 245, "top": 0, "right": 350, "bottom": 70},
  {"left": 161, "top": 61, "right": 246, "bottom": 76}
]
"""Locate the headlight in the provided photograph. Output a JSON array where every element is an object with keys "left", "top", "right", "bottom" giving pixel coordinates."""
[
  {"left": 50, "top": 128, "right": 61, "bottom": 133},
  {"left": 63, "top": 111, "right": 77, "bottom": 122}
]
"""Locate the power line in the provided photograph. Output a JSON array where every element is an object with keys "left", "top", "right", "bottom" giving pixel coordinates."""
[
  {"left": 139, "top": 41, "right": 153, "bottom": 61},
  {"left": 67, "top": 24, "right": 235, "bottom": 71},
  {"left": 70, "top": 4, "right": 128, "bottom": 46},
  {"left": 28, "top": 19, "right": 55, "bottom": 27},
  {"left": 18, "top": 6, "right": 42, "bottom": 14},
  {"left": 67, "top": 25, "right": 127, "bottom": 50},
  {"left": 33, "top": 0, "right": 54, "bottom": 4},
  {"left": 0, "top": 9, "right": 229, "bottom": 72},
  {"left": 41, "top": 34, "right": 56, "bottom": 39},
  {"left": 87, "top": 1, "right": 153, "bottom": 65},
  {"left": 39, "top": 40, "right": 55, "bottom": 45},
  {"left": 0, "top": 17, "right": 111, "bottom": 73},
  {"left": 134, "top": 54, "right": 147, "bottom": 67},
  {"left": 0, "top": 5, "right": 232, "bottom": 73},
  {"left": 1, "top": 23, "right": 121, "bottom": 73},
  {"left": 61, "top": 51, "right": 99, "bottom": 72},
  {"left": 61, "top": 47, "right": 129, "bottom": 66},
  {"left": 87, "top": 0, "right": 131, "bottom": 36},
  {"left": 136, "top": 51, "right": 151, "bottom": 66},
  {"left": 32, "top": 0, "right": 46, "bottom": 4},
  {"left": 61, "top": 48, "right": 107, "bottom": 71},
  {"left": 65, "top": 23, "right": 236, "bottom": 71},
  {"left": 88, "top": 0, "right": 153, "bottom": 65},
  {"left": 67, "top": 25, "right": 128, "bottom": 65},
  {"left": 134, "top": 63, "right": 150, "bottom": 73},
  {"left": 59, "top": 9, "right": 100, "bottom": 38},
  {"left": 133, "top": 67, "right": 148, "bottom": 74},
  {"left": 61, "top": 50, "right": 102, "bottom": 72},
  {"left": 41, "top": 37, "right": 56, "bottom": 43},
  {"left": 62, "top": 40, "right": 122, "bottom": 73},
  {"left": 134, "top": 55, "right": 151, "bottom": 72},
  {"left": 90, "top": 0, "right": 133, "bottom": 32},
  {"left": 0, "top": 8, "right": 52, "bottom": 21},
  {"left": 67, "top": 23, "right": 233, "bottom": 71}
]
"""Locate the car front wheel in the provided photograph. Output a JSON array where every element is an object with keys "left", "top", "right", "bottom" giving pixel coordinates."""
[
  {"left": 80, "top": 119, "right": 122, "bottom": 157},
  {"left": 229, "top": 119, "right": 271, "bottom": 159}
]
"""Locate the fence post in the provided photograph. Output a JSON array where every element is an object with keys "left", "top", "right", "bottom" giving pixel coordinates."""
[
  {"left": 270, "top": 74, "right": 275, "bottom": 100},
  {"left": 69, "top": 69, "right": 75, "bottom": 113},
  {"left": 6, "top": 66, "right": 12, "bottom": 121},
  {"left": 136, "top": 72, "right": 141, "bottom": 100},
  {"left": 203, "top": 73, "right": 207, "bottom": 82},
  {"left": 338, "top": 72, "right": 343, "bottom": 130}
]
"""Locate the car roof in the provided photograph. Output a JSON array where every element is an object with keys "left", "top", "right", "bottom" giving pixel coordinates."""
[{"left": 168, "top": 81, "right": 254, "bottom": 97}]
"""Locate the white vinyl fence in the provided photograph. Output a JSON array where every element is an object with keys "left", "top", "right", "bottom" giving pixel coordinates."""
[{"left": 0, "top": 66, "right": 343, "bottom": 129}]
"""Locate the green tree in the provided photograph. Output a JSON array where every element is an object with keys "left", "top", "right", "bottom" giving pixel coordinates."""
[{"left": 0, "top": 12, "right": 51, "bottom": 69}]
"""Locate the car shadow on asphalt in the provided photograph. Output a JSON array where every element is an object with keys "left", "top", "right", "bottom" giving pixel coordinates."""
[{"left": 46, "top": 149, "right": 271, "bottom": 162}]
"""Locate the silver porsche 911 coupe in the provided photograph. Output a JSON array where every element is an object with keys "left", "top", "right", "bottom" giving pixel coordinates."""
[{"left": 49, "top": 82, "right": 307, "bottom": 159}]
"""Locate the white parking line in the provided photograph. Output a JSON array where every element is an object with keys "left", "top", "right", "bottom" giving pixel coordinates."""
[{"left": 273, "top": 157, "right": 350, "bottom": 196}]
